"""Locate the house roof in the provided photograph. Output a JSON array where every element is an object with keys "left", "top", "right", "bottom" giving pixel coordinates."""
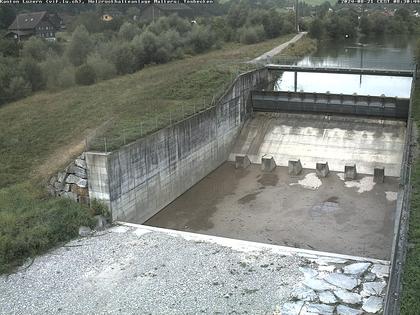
[
  {"left": 153, "top": 3, "right": 192, "bottom": 11},
  {"left": 8, "top": 11, "right": 48, "bottom": 30}
]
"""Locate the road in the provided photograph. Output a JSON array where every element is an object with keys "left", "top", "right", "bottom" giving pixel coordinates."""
[{"left": 250, "top": 32, "right": 307, "bottom": 63}]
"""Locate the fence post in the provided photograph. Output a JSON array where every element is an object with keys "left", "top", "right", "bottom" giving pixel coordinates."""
[
  {"left": 169, "top": 111, "right": 172, "bottom": 125},
  {"left": 140, "top": 122, "right": 143, "bottom": 137},
  {"left": 104, "top": 138, "right": 107, "bottom": 153},
  {"left": 155, "top": 116, "right": 158, "bottom": 129}
]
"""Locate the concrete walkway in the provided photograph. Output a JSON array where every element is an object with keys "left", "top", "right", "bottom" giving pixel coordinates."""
[{"left": 250, "top": 32, "right": 307, "bottom": 63}]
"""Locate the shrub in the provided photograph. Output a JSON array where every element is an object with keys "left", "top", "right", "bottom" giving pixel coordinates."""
[
  {"left": 5, "top": 76, "right": 31, "bottom": 101},
  {"left": 262, "top": 11, "right": 283, "bottom": 39},
  {"left": 111, "top": 43, "right": 136, "bottom": 75},
  {"left": 40, "top": 56, "right": 69, "bottom": 90},
  {"left": 239, "top": 25, "right": 265, "bottom": 44},
  {"left": 187, "top": 25, "right": 216, "bottom": 54},
  {"left": 75, "top": 64, "right": 96, "bottom": 86},
  {"left": 20, "top": 58, "right": 46, "bottom": 91},
  {"left": 57, "top": 66, "right": 76, "bottom": 88},
  {"left": 86, "top": 53, "right": 117, "bottom": 81},
  {"left": 66, "top": 25, "right": 93, "bottom": 66},
  {"left": 22, "top": 37, "right": 48, "bottom": 62},
  {"left": 118, "top": 22, "right": 140, "bottom": 41}
]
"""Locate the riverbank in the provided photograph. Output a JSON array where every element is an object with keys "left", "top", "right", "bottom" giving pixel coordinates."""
[{"left": 0, "top": 34, "right": 295, "bottom": 274}]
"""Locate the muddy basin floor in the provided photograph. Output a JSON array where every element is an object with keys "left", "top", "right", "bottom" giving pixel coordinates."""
[{"left": 144, "top": 163, "right": 398, "bottom": 260}]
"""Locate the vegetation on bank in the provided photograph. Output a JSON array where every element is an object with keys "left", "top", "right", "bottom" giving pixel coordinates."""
[
  {"left": 0, "top": 34, "right": 295, "bottom": 273},
  {"left": 401, "top": 81, "right": 420, "bottom": 313},
  {"left": 0, "top": 7, "right": 295, "bottom": 106},
  {"left": 280, "top": 36, "right": 317, "bottom": 58},
  {"left": 0, "top": 183, "right": 95, "bottom": 274},
  {"left": 308, "top": 7, "right": 420, "bottom": 40}
]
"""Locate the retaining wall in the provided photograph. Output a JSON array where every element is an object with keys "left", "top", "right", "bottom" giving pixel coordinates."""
[{"left": 86, "top": 68, "right": 272, "bottom": 223}]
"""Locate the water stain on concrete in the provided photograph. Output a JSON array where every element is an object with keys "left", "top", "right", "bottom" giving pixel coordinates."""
[
  {"left": 238, "top": 192, "right": 261, "bottom": 205},
  {"left": 257, "top": 173, "right": 279, "bottom": 186}
]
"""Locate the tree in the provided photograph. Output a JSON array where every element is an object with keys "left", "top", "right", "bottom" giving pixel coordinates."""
[
  {"left": 0, "top": 5, "right": 15, "bottom": 30},
  {"left": 66, "top": 25, "right": 93, "bottom": 66},
  {"left": 118, "top": 22, "right": 140, "bottom": 41},
  {"left": 112, "top": 43, "right": 136, "bottom": 75},
  {"left": 227, "top": 4, "right": 249, "bottom": 28},
  {"left": 187, "top": 25, "right": 216, "bottom": 54},
  {"left": 22, "top": 37, "right": 48, "bottom": 62},
  {"left": 20, "top": 58, "right": 46, "bottom": 91},
  {"left": 239, "top": 25, "right": 265, "bottom": 44},
  {"left": 360, "top": 16, "right": 372, "bottom": 35},
  {"left": 262, "top": 11, "right": 283, "bottom": 39},
  {"left": 0, "top": 38, "right": 20, "bottom": 57},
  {"left": 75, "top": 64, "right": 96, "bottom": 85}
]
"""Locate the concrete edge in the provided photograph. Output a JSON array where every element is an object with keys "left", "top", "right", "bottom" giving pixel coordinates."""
[{"left": 116, "top": 221, "right": 390, "bottom": 265}]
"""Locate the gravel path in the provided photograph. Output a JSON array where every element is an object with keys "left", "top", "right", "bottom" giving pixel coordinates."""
[
  {"left": 250, "top": 32, "right": 307, "bottom": 64},
  {"left": 0, "top": 224, "right": 389, "bottom": 315}
]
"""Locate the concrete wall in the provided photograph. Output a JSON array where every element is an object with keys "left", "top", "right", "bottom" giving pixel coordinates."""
[{"left": 86, "top": 68, "right": 272, "bottom": 223}]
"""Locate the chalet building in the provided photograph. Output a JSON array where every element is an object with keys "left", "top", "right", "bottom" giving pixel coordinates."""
[
  {"left": 6, "top": 11, "right": 62, "bottom": 41},
  {"left": 140, "top": 3, "right": 193, "bottom": 22}
]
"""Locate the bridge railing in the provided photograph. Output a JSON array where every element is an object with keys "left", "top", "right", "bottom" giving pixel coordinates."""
[{"left": 267, "top": 56, "right": 416, "bottom": 72}]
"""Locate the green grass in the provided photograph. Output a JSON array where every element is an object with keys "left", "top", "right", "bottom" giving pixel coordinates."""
[
  {"left": 401, "top": 80, "right": 420, "bottom": 313},
  {"left": 278, "top": 36, "right": 318, "bottom": 58},
  {"left": 0, "top": 34, "right": 295, "bottom": 273},
  {"left": 0, "top": 183, "right": 94, "bottom": 274}
]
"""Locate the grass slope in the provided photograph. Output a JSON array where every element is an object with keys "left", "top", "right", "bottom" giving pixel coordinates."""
[
  {"left": 401, "top": 80, "right": 420, "bottom": 314},
  {"left": 0, "top": 34, "right": 295, "bottom": 273}
]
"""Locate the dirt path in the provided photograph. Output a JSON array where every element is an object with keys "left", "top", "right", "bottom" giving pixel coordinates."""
[{"left": 250, "top": 32, "right": 307, "bottom": 63}]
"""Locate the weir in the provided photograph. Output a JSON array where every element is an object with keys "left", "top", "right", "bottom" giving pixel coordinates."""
[{"left": 84, "top": 66, "right": 415, "bottom": 311}]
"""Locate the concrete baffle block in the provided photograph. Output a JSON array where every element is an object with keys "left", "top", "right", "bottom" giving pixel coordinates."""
[
  {"left": 344, "top": 164, "right": 357, "bottom": 180},
  {"left": 288, "top": 159, "right": 302, "bottom": 176},
  {"left": 261, "top": 155, "right": 276, "bottom": 172},
  {"left": 316, "top": 162, "right": 329, "bottom": 178},
  {"left": 374, "top": 167, "right": 385, "bottom": 183},
  {"left": 235, "top": 155, "right": 251, "bottom": 169}
]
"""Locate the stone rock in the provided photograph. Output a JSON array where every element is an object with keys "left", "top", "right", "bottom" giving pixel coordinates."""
[
  {"left": 78, "top": 152, "right": 85, "bottom": 160},
  {"left": 75, "top": 158, "right": 87, "bottom": 169},
  {"left": 63, "top": 184, "right": 70, "bottom": 192},
  {"left": 76, "top": 178, "right": 88, "bottom": 188},
  {"left": 95, "top": 215, "right": 108, "bottom": 231},
  {"left": 68, "top": 165, "right": 87, "bottom": 179},
  {"left": 299, "top": 267, "right": 318, "bottom": 279},
  {"left": 291, "top": 286, "right": 317, "bottom": 301},
  {"left": 334, "top": 290, "right": 362, "bottom": 304},
  {"left": 336, "top": 305, "right": 363, "bottom": 315},
  {"left": 303, "top": 278, "right": 334, "bottom": 291},
  {"left": 364, "top": 272, "right": 376, "bottom": 282},
  {"left": 66, "top": 176, "right": 87, "bottom": 189},
  {"left": 53, "top": 181, "right": 64, "bottom": 191},
  {"left": 47, "top": 185, "right": 56, "bottom": 196},
  {"left": 57, "top": 172, "right": 66, "bottom": 183},
  {"left": 318, "top": 265, "right": 336, "bottom": 272},
  {"left": 71, "top": 184, "right": 88, "bottom": 196},
  {"left": 314, "top": 257, "right": 348, "bottom": 266},
  {"left": 281, "top": 301, "right": 304, "bottom": 315},
  {"left": 306, "top": 303, "right": 334, "bottom": 315},
  {"left": 343, "top": 262, "right": 371, "bottom": 276},
  {"left": 361, "top": 281, "right": 386, "bottom": 297},
  {"left": 325, "top": 273, "right": 358, "bottom": 290},
  {"left": 78, "top": 226, "right": 92, "bottom": 237},
  {"left": 49, "top": 176, "right": 57, "bottom": 186},
  {"left": 362, "top": 296, "right": 383, "bottom": 313},
  {"left": 319, "top": 291, "right": 337, "bottom": 304},
  {"left": 371, "top": 264, "right": 389, "bottom": 278},
  {"left": 66, "top": 174, "right": 80, "bottom": 184},
  {"left": 62, "top": 191, "right": 78, "bottom": 202}
]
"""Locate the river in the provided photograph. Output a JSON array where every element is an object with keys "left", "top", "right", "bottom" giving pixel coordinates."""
[{"left": 273, "top": 36, "right": 416, "bottom": 98}]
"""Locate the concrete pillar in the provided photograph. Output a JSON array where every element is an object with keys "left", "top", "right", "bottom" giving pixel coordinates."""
[
  {"left": 316, "top": 162, "right": 329, "bottom": 178},
  {"left": 235, "top": 155, "right": 251, "bottom": 169},
  {"left": 344, "top": 164, "right": 357, "bottom": 180},
  {"left": 374, "top": 167, "right": 385, "bottom": 183},
  {"left": 261, "top": 155, "right": 276, "bottom": 172},
  {"left": 288, "top": 159, "right": 302, "bottom": 176}
]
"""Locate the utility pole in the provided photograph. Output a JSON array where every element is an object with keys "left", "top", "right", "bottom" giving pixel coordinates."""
[{"left": 295, "top": 0, "right": 299, "bottom": 33}]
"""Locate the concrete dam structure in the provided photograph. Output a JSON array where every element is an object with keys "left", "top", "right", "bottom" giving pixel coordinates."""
[{"left": 85, "top": 65, "right": 415, "bottom": 313}]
